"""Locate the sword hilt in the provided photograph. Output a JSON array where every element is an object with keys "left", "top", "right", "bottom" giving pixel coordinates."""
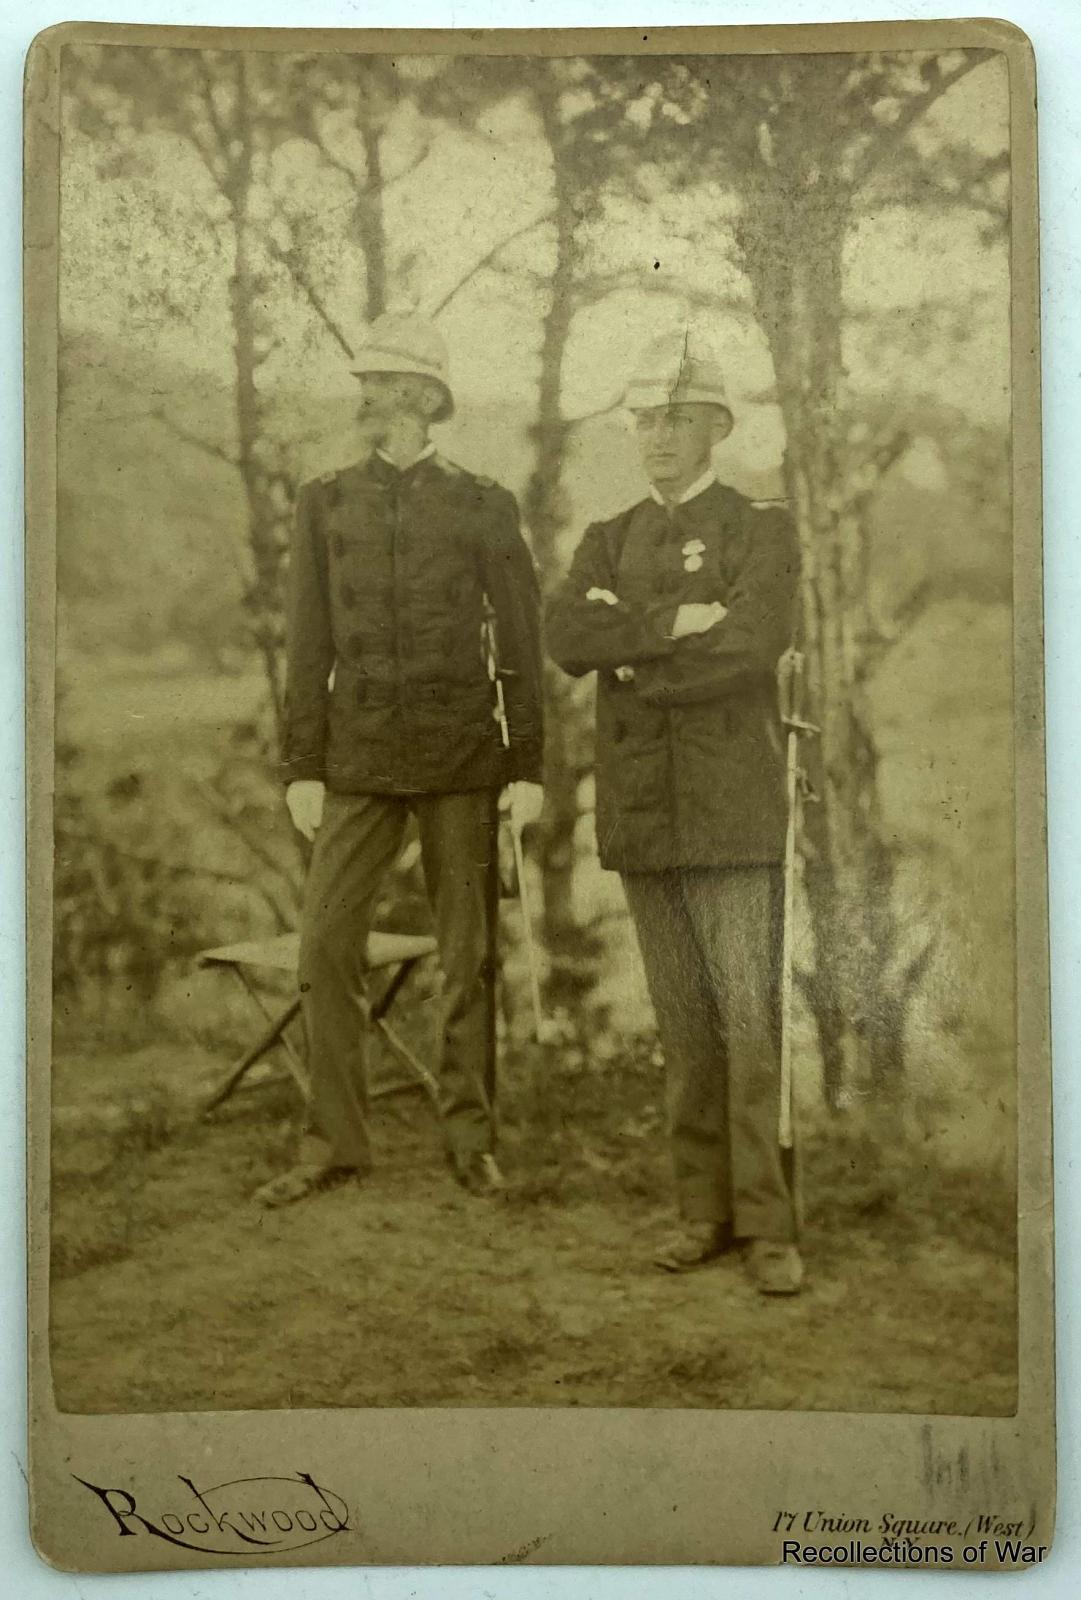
[{"left": 777, "top": 647, "right": 819, "bottom": 736}]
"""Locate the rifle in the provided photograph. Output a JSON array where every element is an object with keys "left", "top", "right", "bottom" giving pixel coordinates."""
[
  {"left": 481, "top": 601, "right": 549, "bottom": 1044},
  {"left": 777, "top": 647, "right": 819, "bottom": 1153}
]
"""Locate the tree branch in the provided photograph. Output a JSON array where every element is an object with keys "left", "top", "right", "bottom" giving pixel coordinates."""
[
  {"left": 265, "top": 234, "right": 355, "bottom": 359},
  {"left": 150, "top": 407, "right": 238, "bottom": 468},
  {"left": 132, "top": 50, "right": 226, "bottom": 195},
  {"left": 563, "top": 399, "right": 620, "bottom": 430},
  {"left": 571, "top": 275, "right": 752, "bottom": 316},
  {"left": 195, "top": 51, "right": 234, "bottom": 158},
  {"left": 428, "top": 213, "right": 555, "bottom": 317},
  {"left": 841, "top": 429, "right": 912, "bottom": 516},
  {"left": 191, "top": 780, "right": 302, "bottom": 908},
  {"left": 857, "top": 574, "right": 936, "bottom": 679},
  {"left": 384, "top": 137, "right": 434, "bottom": 191},
  {"left": 857, "top": 181, "right": 1008, "bottom": 225},
  {"left": 303, "top": 116, "right": 366, "bottom": 196},
  {"left": 860, "top": 145, "right": 1009, "bottom": 225},
  {"left": 183, "top": 121, "right": 228, "bottom": 195},
  {"left": 900, "top": 935, "right": 937, "bottom": 1003},
  {"left": 852, "top": 52, "right": 993, "bottom": 189}
]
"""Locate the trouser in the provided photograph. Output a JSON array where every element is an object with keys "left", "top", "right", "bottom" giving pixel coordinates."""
[
  {"left": 297, "top": 789, "right": 499, "bottom": 1172},
  {"left": 621, "top": 865, "right": 794, "bottom": 1243}
]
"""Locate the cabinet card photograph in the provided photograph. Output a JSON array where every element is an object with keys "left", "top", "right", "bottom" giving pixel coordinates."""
[{"left": 24, "top": 16, "right": 1052, "bottom": 1573}]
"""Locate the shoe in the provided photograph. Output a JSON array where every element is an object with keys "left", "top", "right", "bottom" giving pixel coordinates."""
[
  {"left": 745, "top": 1238, "right": 803, "bottom": 1295},
  {"left": 653, "top": 1220, "right": 734, "bottom": 1273},
  {"left": 252, "top": 1163, "right": 359, "bottom": 1209},
  {"left": 454, "top": 1152, "right": 507, "bottom": 1196}
]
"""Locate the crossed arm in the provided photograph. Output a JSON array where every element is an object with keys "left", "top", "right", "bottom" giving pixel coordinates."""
[{"left": 546, "top": 510, "right": 799, "bottom": 707}]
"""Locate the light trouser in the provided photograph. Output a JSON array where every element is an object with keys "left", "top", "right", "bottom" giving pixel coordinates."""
[
  {"left": 297, "top": 789, "right": 499, "bottom": 1172},
  {"left": 621, "top": 865, "right": 794, "bottom": 1243}
]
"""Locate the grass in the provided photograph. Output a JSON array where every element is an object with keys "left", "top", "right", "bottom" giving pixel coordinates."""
[{"left": 48, "top": 1033, "right": 1017, "bottom": 1418}]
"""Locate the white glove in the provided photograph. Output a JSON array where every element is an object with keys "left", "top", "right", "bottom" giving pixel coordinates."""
[
  {"left": 506, "top": 781, "right": 544, "bottom": 833},
  {"left": 286, "top": 779, "right": 325, "bottom": 841},
  {"left": 671, "top": 601, "right": 728, "bottom": 639}
]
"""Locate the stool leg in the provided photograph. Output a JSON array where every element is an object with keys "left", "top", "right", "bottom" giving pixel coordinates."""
[
  {"left": 368, "top": 955, "right": 439, "bottom": 1103},
  {"left": 373, "top": 1016, "right": 440, "bottom": 1104},
  {"left": 235, "top": 965, "right": 308, "bottom": 1081},
  {"left": 203, "top": 995, "right": 302, "bottom": 1113},
  {"left": 370, "top": 956, "right": 421, "bottom": 1022}
]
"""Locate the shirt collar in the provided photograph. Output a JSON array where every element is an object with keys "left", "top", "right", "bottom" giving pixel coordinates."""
[
  {"left": 375, "top": 441, "right": 436, "bottom": 472},
  {"left": 649, "top": 467, "right": 717, "bottom": 508}
]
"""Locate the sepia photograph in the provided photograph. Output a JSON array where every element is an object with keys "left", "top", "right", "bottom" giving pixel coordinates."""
[
  {"left": 45, "top": 29, "right": 1020, "bottom": 1414},
  {"left": 23, "top": 14, "right": 1052, "bottom": 1573}
]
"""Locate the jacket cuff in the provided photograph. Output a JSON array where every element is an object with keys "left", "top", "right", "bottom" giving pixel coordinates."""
[
  {"left": 640, "top": 604, "right": 679, "bottom": 655},
  {"left": 508, "top": 743, "right": 544, "bottom": 784},
  {"left": 280, "top": 753, "right": 326, "bottom": 785}
]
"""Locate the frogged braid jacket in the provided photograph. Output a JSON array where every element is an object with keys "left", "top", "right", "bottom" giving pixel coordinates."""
[
  {"left": 547, "top": 480, "right": 799, "bottom": 872},
  {"left": 281, "top": 450, "right": 544, "bottom": 795}
]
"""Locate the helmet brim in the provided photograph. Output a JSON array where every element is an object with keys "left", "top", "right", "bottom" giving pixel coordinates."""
[
  {"left": 350, "top": 362, "right": 454, "bottom": 422},
  {"left": 623, "top": 384, "right": 733, "bottom": 415}
]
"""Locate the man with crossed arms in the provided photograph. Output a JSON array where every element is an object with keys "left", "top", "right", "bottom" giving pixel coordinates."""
[{"left": 548, "top": 332, "right": 803, "bottom": 1294}]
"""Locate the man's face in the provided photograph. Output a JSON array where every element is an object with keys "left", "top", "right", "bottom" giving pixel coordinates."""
[
  {"left": 357, "top": 372, "right": 429, "bottom": 432},
  {"left": 633, "top": 404, "right": 727, "bottom": 490}
]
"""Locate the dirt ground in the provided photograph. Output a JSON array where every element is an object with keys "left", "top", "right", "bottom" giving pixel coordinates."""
[{"left": 49, "top": 1038, "right": 1017, "bottom": 1417}]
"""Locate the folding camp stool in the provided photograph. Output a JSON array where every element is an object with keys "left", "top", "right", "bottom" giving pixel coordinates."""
[{"left": 196, "top": 930, "right": 439, "bottom": 1113}]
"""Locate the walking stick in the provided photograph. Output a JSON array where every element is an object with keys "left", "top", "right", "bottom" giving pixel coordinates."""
[
  {"left": 482, "top": 604, "right": 550, "bottom": 1045},
  {"left": 777, "top": 648, "right": 819, "bottom": 1156}
]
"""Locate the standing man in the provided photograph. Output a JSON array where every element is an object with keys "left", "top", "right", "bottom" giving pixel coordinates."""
[
  {"left": 547, "top": 332, "right": 803, "bottom": 1294},
  {"left": 258, "top": 313, "right": 543, "bottom": 1207}
]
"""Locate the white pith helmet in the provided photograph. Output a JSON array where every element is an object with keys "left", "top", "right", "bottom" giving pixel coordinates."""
[
  {"left": 623, "top": 329, "right": 733, "bottom": 418},
  {"left": 350, "top": 312, "right": 454, "bottom": 421}
]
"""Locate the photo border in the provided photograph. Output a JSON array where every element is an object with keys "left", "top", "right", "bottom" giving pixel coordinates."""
[{"left": 23, "top": 16, "right": 1051, "bottom": 1571}]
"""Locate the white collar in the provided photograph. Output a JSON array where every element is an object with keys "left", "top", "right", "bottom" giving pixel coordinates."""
[
  {"left": 376, "top": 441, "right": 436, "bottom": 471},
  {"left": 649, "top": 466, "right": 717, "bottom": 508}
]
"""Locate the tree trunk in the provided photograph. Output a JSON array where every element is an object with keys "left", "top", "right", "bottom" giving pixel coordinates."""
[
  {"left": 745, "top": 184, "right": 914, "bottom": 1109},
  {"left": 359, "top": 120, "right": 387, "bottom": 320},
  {"left": 223, "top": 56, "right": 287, "bottom": 734},
  {"left": 523, "top": 89, "right": 586, "bottom": 955}
]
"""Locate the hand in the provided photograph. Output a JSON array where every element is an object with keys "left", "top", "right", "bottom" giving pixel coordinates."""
[
  {"left": 286, "top": 779, "right": 325, "bottom": 841},
  {"left": 506, "top": 780, "right": 544, "bottom": 833},
  {"left": 671, "top": 601, "right": 728, "bottom": 640}
]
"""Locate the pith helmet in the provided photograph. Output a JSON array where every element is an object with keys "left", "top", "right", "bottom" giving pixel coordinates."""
[
  {"left": 350, "top": 312, "right": 454, "bottom": 421},
  {"left": 623, "top": 330, "right": 732, "bottom": 417}
]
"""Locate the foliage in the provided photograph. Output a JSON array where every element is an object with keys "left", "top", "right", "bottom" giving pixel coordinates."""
[
  {"left": 54, "top": 738, "right": 213, "bottom": 1001},
  {"left": 52, "top": 703, "right": 299, "bottom": 1006}
]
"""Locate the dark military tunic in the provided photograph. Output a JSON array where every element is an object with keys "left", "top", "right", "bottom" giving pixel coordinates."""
[
  {"left": 282, "top": 450, "right": 543, "bottom": 794},
  {"left": 546, "top": 480, "right": 799, "bottom": 871},
  {"left": 281, "top": 448, "right": 543, "bottom": 1177}
]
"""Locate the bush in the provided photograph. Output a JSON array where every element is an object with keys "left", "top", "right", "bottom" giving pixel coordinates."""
[{"left": 52, "top": 723, "right": 294, "bottom": 1007}]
